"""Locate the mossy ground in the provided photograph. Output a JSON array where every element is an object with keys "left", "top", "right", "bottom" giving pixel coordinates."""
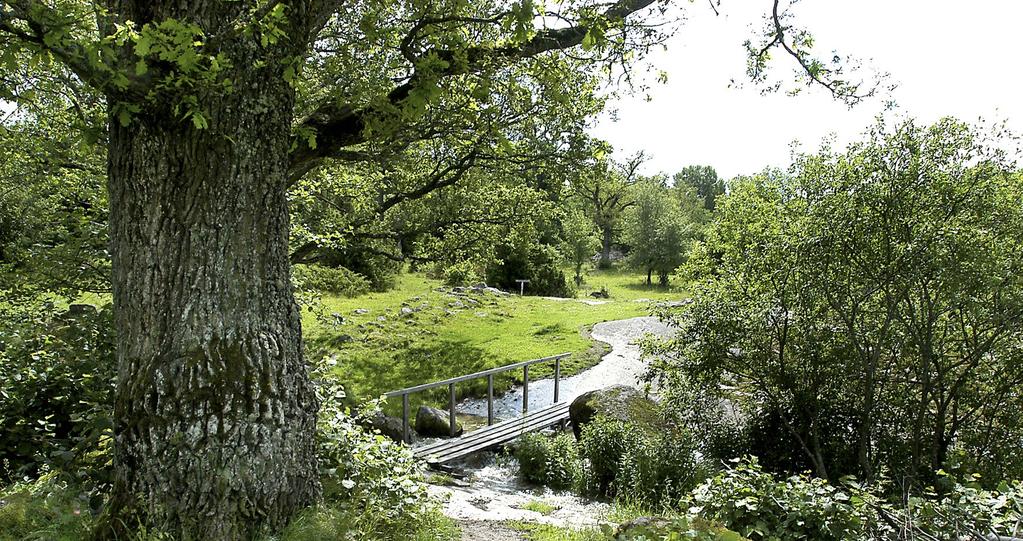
[{"left": 303, "top": 268, "right": 681, "bottom": 414}]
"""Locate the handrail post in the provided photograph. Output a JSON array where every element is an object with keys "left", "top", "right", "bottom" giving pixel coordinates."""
[
  {"left": 554, "top": 357, "right": 561, "bottom": 404},
  {"left": 402, "top": 393, "right": 410, "bottom": 444},
  {"left": 522, "top": 364, "right": 529, "bottom": 414},
  {"left": 487, "top": 374, "right": 494, "bottom": 425},
  {"left": 448, "top": 382, "right": 457, "bottom": 437}
]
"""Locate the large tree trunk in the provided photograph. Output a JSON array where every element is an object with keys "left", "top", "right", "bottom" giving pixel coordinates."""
[{"left": 98, "top": 56, "right": 319, "bottom": 539}]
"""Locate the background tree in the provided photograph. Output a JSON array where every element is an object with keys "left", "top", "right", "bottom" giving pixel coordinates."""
[
  {"left": 673, "top": 165, "right": 724, "bottom": 211},
  {"left": 571, "top": 151, "right": 645, "bottom": 268},
  {"left": 651, "top": 119, "right": 1023, "bottom": 486},
  {"left": 560, "top": 208, "right": 600, "bottom": 285},
  {"left": 625, "top": 177, "right": 697, "bottom": 285}
]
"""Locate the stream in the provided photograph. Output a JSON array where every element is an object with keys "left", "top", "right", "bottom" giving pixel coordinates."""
[{"left": 426, "top": 316, "right": 674, "bottom": 529}]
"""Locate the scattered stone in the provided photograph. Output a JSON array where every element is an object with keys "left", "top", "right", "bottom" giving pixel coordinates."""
[
  {"left": 452, "top": 286, "right": 467, "bottom": 294},
  {"left": 470, "top": 282, "right": 488, "bottom": 290},
  {"left": 569, "top": 384, "right": 660, "bottom": 439},
  {"left": 633, "top": 298, "right": 651, "bottom": 303},
  {"left": 360, "top": 410, "right": 413, "bottom": 443},
  {"left": 589, "top": 289, "right": 610, "bottom": 299},
  {"left": 415, "top": 405, "right": 463, "bottom": 438},
  {"left": 474, "top": 311, "right": 488, "bottom": 318},
  {"left": 353, "top": 308, "right": 370, "bottom": 314},
  {"left": 377, "top": 316, "right": 387, "bottom": 322},
  {"left": 465, "top": 298, "right": 480, "bottom": 306},
  {"left": 330, "top": 312, "right": 345, "bottom": 325},
  {"left": 400, "top": 306, "right": 415, "bottom": 316},
  {"left": 331, "top": 334, "right": 354, "bottom": 346},
  {"left": 444, "top": 309, "right": 457, "bottom": 316},
  {"left": 614, "top": 517, "right": 674, "bottom": 540},
  {"left": 449, "top": 300, "right": 465, "bottom": 309}
]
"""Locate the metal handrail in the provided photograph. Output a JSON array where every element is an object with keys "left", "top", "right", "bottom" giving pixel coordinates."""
[{"left": 384, "top": 352, "right": 570, "bottom": 443}]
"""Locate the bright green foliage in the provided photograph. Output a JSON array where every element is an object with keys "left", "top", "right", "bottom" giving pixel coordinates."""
[
  {"left": 560, "top": 209, "right": 601, "bottom": 286},
  {"left": 0, "top": 303, "right": 115, "bottom": 491},
  {"left": 687, "top": 458, "right": 1023, "bottom": 541},
  {"left": 651, "top": 118, "right": 1023, "bottom": 484},
  {"left": 514, "top": 433, "right": 582, "bottom": 490},
  {"left": 313, "top": 377, "right": 447, "bottom": 539},
  {"left": 624, "top": 179, "right": 699, "bottom": 286},
  {"left": 673, "top": 166, "right": 724, "bottom": 212},
  {"left": 578, "top": 417, "right": 705, "bottom": 507},
  {"left": 292, "top": 264, "right": 371, "bottom": 298},
  {"left": 687, "top": 458, "right": 871, "bottom": 541}
]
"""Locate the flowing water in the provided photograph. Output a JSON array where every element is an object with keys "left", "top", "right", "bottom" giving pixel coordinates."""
[
  {"left": 427, "top": 316, "right": 675, "bottom": 530},
  {"left": 456, "top": 316, "right": 673, "bottom": 419}
]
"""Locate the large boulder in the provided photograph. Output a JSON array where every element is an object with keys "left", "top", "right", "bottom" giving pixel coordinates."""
[
  {"left": 569, "top": 384, "right": 660, "bottom": 439},
  {"left": 415, "top": 405, "right": 463, "bottom": 438},
  {"left": 360, "top": 410, "right": 414, "bottom": 443}
]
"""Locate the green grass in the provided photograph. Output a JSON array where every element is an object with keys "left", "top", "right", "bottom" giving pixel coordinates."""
[
  {"left": 304, "top": 268, "right": 683, "bottom": 414},
  {"left": 512, "top": 522, "right": 607, "bottom": 541},
  {"left": 519, "top": 499, "right": 560, "bottom": 516}
]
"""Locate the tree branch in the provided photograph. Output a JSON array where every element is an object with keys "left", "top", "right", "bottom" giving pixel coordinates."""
[{"left": 287, "top": 0, "right": 659, "bottom": 176}]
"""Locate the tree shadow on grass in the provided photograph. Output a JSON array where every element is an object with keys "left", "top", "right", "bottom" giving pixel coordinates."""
[{"left": 323, "top": 338, "right": 523, "bottom": 416}]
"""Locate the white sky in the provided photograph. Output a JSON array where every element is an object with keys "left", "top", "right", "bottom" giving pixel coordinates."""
[{"left": 590, "top": 0, "right": 1023, "bottom": 179}]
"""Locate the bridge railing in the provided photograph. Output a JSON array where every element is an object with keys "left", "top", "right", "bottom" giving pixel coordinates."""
[{"left": 384, "top": 352, "right": 571, "bottom": 443}]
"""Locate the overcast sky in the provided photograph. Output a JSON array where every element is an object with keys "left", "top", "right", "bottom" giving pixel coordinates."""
[{"left": 590, "top": 0, "right": 1023, "bottom": 179}]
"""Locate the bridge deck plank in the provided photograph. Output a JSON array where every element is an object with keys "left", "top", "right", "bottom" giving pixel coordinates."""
[{"left": 414, "top": 401, "right": 571, "bottom": 465}]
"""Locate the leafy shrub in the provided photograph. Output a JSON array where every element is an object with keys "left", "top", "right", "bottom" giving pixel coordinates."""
[
  {"left": 0, "top": 475, "right": 93, "bottom": 541},
  {"left": 685, "top": 457, "right": 870, "bottom": 541},
  {"left": 487, "top": 242, "right": 573, "bottom": 297},
  {"left": 314, "top": 380, "right": 437, "bottom": 537},
  {"left": 514, "top": 432, "right": 581, "bottom": 490},
  {"left": 442, "top": 260, "right": 481, "bottom": 287},
  {"left": 617, "top": 429, "right": 707, "bottom": 508},
  {"left": 292, "top": 264, "right": 371, "bottom": 297},
  {"left": 578, "top": 417, "right": 640, "bottom": 498},
  {"left": 0, "top": 303, "right": 115, "bottom": 487},
  {"left": 578, "top": 416, "right": 706, "bottom": 507}
]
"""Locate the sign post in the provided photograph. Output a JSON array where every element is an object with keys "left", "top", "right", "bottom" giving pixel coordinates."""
[{"left": 515, "top": 279, "right": 530, "bottom": 295}]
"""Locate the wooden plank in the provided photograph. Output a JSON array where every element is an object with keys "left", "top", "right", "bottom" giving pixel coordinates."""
[
  {"left": 414, "top": 402, "right": 571, "bottom": 464},
  {"left": 414, "top": 407, "right": 568, "bottom": 459},
  {"left": 414, "top": 402, "right": 569, "bottom": 456},
  {"left": 416, "top": 406, "right": 569, "bottom": 459},
  {"left": 426, "top": 410, "right": 570, "bottom": 463},
  {"left": 384, "top": 353, "right": 570, "bottom": 397}
]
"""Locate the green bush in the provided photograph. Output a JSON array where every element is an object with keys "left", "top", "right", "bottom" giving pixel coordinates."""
[
  {"left": 0, "top": 475, "right": 93, "bottom": 541},
  {"left": 442, "top": 260, "right": 482, "bottom": 287},
  {"left": 686, "top": 457, "right": 871, "bottom": 541},
  {"left": 0, "top": 303, "right": 115, "bottom": 489},
  {"left": 292, "top": 264, "right": 371, "bottom": 297},
  {"left": 578, "top": 416, "right": 706, "bottom": 507},
  {"left": 487, "top": 242, "right": 573, "bottom": 297},
  {"left": 578, "top": 417, "right": 639, "bottom": 498},
  {"left": 314, "top": 380, "right": 438, "bottom": 538},
  {"left": 514, "top": 432, "right": 581, "bottom": 490}
]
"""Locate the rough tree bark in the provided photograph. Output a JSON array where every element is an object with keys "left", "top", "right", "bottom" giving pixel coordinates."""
[{"left": 96, "top": 7, "right": 320, "bottom": 538}]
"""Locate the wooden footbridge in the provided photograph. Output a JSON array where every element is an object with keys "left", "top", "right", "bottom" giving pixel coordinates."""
[{"left": 384, "top": 353, "right": 572, "bottom": 466}]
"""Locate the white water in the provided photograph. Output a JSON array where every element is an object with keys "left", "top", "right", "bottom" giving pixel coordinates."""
[
  {"left": 428, "top": 316, "right": 675, "bottom": 526},
  {"left": 456, "top": 316, "right": 673, "bottom": 419}
]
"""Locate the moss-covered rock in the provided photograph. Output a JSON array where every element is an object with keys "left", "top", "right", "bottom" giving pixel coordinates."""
[{"left": 568, "top": 384, "right": 660, "bottom": 439}]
